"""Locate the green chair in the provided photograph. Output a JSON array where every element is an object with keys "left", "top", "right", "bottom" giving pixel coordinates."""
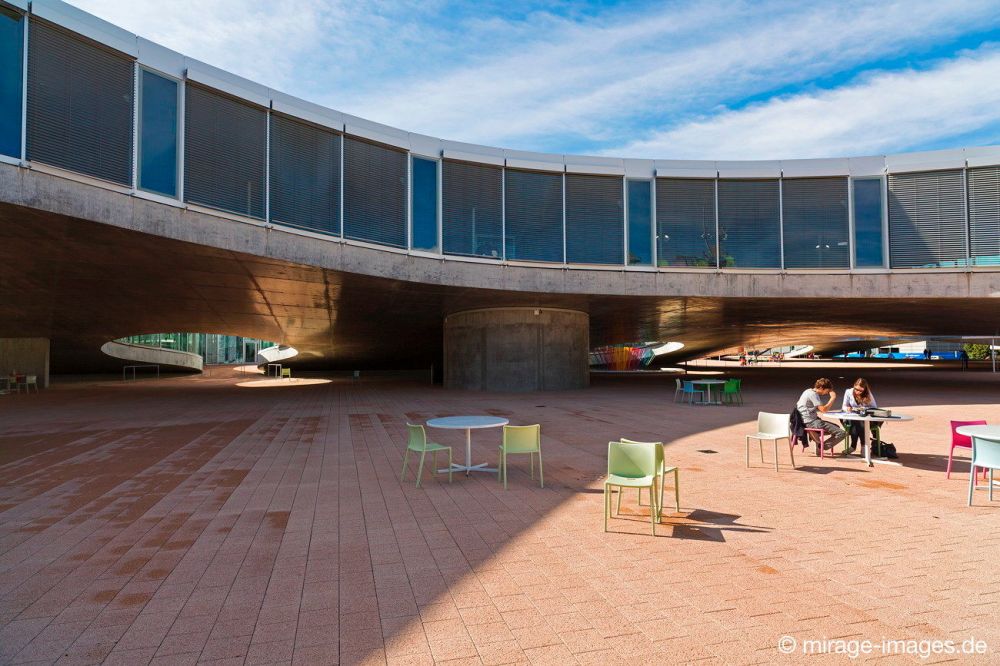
[
  {"left": 722, "top": 378, "right": 742, "bottom": 405},
  {"left": 280, "top": 367, "right": 292, "bottom": 379},
  {"left": 498, "top": 424, "right": 543, "bottom": 489},
  {"left": 605, "top": 440, "right": 659, "bottom": 536},
  {"left": 620, "top": 438, "right": 679, "bottom": 519},
  {"left": 401, "top": 424, "right": 452, "bottom": 488}
]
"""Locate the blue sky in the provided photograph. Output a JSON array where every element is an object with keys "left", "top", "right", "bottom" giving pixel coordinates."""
[{"left": 72, "top": 0, "right": 1000, "bottom": 160}]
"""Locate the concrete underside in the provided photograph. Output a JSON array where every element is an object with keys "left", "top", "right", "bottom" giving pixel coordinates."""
[{"left": 3, "top": 163, "right": 1000, "bottom": 373}]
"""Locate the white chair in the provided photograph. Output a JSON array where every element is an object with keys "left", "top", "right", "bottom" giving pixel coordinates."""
[
  {"left": 746, "top": 412, "right": 795, "bottom": 471},
  {"left": 25, "top": 375, "right": 38, "bottom": 393},
  {"left": 673, "top": 378, "right": 683, "bottom": 403},
  {"left": 968, "top": 436, "right": 1000, "bottom": 505}
]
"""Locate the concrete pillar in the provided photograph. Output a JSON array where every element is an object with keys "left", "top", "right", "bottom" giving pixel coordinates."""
[
  {"left": 444, "top": 308, "right": 589, "bottom": 391},
  {"left": 0, "top": 338, "right": 50, "bottom": 388}
]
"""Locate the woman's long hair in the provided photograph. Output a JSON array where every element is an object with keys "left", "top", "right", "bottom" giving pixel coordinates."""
[{"left": 852, "top": 378, "right": 872, "bottom": 405}]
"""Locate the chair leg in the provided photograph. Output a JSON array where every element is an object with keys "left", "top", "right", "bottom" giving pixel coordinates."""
[
  {"left": 416, "top": 450, "right": 426, "bottom": 488},
  {"left": 616, "top": 485, "right": 623, "bottom": 515},
  {"left": 673, "top": 468, "right": 680, "bottom": 512},
  {"left": 745, "top": 436, "right": 750, "bottom": 468},
  {"left": 401, "top": 449, "right": 410, "bottom": 480},
  {"left": 774, "top": 440, "right": 779, "bottom": 471},
  {"left": 447, "top": 449, "right": 453, "bottom": 483},
  {"left": 759, "top": 440, "right": 765, "bottom": 463},
  {"left": 529, "top": 453, "right": 534, "bottom": 479},
  {"left": 969, "top": 464, "right": 976, "bottom": 506},
  {"left": 604, "top": 484, "right": 610, "bottom": 532},
  {"left": 650, "top": 486, "right": 656, "bottom": 536},
  {"left": 537, "top": 451, "right": 543, "bottom": 488},
  {"left": 788, "top": 437, "right": 795, "bottom": 469},
  {"left": 944, "top": 444, "right": 954, "bottom": 478},
  {"left": 658, "top": 471, "right": 665, "bottom": 519},
  {"left": 502, "top": 452, "right": 508, "bottom": 490}
]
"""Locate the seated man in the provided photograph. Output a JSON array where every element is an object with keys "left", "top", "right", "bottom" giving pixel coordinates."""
[{"left": 796, "top": 378, "right": 846, "bottom": 450}]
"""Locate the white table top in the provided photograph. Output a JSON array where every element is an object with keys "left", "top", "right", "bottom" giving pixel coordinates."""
[
  {"left": 426, "top": 416, "right": 509, "bottom": 429},
  {"left": 690, "top": 379, "right": 726, "bottom": 385},
  {"left": 955, "top": 424, "right": 1000, "bottom": 440},
  {"left": 823, "top": 411, "right": 913, "bottom": 422}
]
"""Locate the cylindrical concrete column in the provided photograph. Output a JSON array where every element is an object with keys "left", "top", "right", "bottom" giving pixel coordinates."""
[{"left": 444, "top": 307, "right": 589, "bottom": 391}]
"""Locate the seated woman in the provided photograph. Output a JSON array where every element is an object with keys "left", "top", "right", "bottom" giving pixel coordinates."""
[{"left": 841, "top": 378, "right": 879, "bottom": 453}]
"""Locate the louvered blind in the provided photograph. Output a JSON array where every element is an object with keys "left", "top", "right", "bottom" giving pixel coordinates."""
[
  {"left": 718, "top": 179, "right": 780, "bottom": 268},
  {"left": 656, "top": 178, "right": 716, "bottom": 268},
  {"left": 505, "top": 169, "right": 563, "bottom": 262},
  {"left": 781, "top": 177, "right": 849, "bottom": 269},
  {"left": 343, "top": 136, "right": 407, "bottom": 248},
  {"left": 888, "top": 170, "right": 967, "bottom": 268},
  {"left": 269, "top": 113, "right": 340, "bottom": 235},
  {"left": 442, "top": 159, "right": 503, "bottom": 259},
  {"left": 968, "top": 166, "right": 1000, "bottom": 266},
  {"left": 565, "top": 174, "right": 623, "bottom": 264},
  {"left": 184, "top": 83, "right": 266, "bottom": 219},
  {"left": 27, "top": 20, "right": 133, "bottom": 185}
]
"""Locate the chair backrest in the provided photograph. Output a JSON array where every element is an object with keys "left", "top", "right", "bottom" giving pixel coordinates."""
[
  {"left": 608, "top": 440, "right": 657, "bottom": 479},
  {"left": 620, "top": 438, "right": 664, "bottom": 471},
  {"left": 758, "top": 412, "right": 789, "bottom": 437},
  {"left": 723, "top": 379, "right": 738, "bottom": 392},
  {"left": 951, "top": 420, "right": 987, "bottom": 449},
  {"left": 971, "top": 436, "right": 1000, "bottom": 470},
  {"left": 503, "top": 424, "right": 540, "bottom": 453},
  {"left": 406, "top": 423, "right": 426, "bottom": 449},
  {"left": 682, "top": 381, "right": 697, "bottom": 392},
  {"left": 280, "top": 368, "right": 291, "bottom": 377},
  {"left": 27, "top": 375, "right": 36, "bottom": 383},
  {"left": 675, "top": 378, "right": 682, "bottom": 390}
]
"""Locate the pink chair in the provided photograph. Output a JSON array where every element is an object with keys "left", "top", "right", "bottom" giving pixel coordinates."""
[{"left": 948, "top": 420, "right": 989, "bottom": 480}]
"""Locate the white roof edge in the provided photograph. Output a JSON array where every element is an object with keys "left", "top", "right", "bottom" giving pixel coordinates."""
[
  {"left": 185, "top": 61, "right": 270, "bottom": 108},
  {"left": 31, "top": 0, "right": 138, "bottom": 57},
  {"left": 780, "top": 158, "right": 850, "bottom": 178},
  {"left": 655, "top": 168, "right": 717, "bottom": 179},
  {"left": 964, "top": 146, "right": 1000, "bottom": 168},
  {"left": 442, "top": 148, "right": 504, "bottom": 166},
  {"left": 505, "top": 158, "right": 564, "bottom": 173},
  {"left": 344, "top": 121, "right": 410, "bottom": 151},
  {"left": 136, "top": 38, "right": 185, "bottom": 79},
  {"left": 885, "top": 148, "right": 966, "bottom": 173},
  {"left": 717, "top": 160, "right": 782, "bottom": 178},
  {"left": 565, "top": 163, "right": 625, "bottom": 176},
  {"left": 5, "top": 0, "right": 28, "bottom": 12},
  {"left": 408, "top": 133, "right": 442, "bottom": 159},
  {"left": 270, "top": 91, "right": 344, "bottom": 132},
  {"left": 848, "top": 156, "right": 886, "bottom": 177}
]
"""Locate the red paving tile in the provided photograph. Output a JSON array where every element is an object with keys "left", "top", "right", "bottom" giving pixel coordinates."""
[{"left": 1, "top": 365, "right": 1000, "bottom": 664}]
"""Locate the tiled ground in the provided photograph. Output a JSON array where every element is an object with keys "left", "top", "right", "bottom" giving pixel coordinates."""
[{"left": 1, "top": 364, "right": 999, "bottom": 665}]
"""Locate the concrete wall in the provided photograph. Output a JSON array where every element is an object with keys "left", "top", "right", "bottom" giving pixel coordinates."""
[
  {"left": 444, "top": 308, "right": 589, "bottom": 391},
  {"left": 0, "top": 338, "right": 50, "bottom": 388}
]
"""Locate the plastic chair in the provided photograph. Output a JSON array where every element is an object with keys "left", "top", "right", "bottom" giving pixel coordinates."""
[
  {"left": 498, "top": 424, "right": 543, "bottom": 489},
  {"left": 746, "top": 412, "right": 795, "bottom": 471},
  {"left": 968, "top": 436, "right": 1000, "bottom": 505},
  {"left": 621, "top": 438, "right": 679, "bottom": 518},
  {"left": 25, "top": 375, "right": 38, "bottom": 393},
  {"left": 604, "top": 440, "right": 659, "bottom": 536},
  {"left": 805, "top": 425, "right": 848, "bottom": 459},
  {"left": 401, "top": 424, "right": 452, "bottom": 488},
  {"left": 280, "top": 368, "right": 292, "bottom": 379},
  {"left": 680, "top": 381, "right": 704, "bottom": 405},
  {"left": 673, "top": 378, "right": 683, "bottom": 403},
  {"left": 722, "top": 379, "right": 742, "bottom": 405},
  {"left": 948, "top": 420, "right": 989, "bottom": 481}
]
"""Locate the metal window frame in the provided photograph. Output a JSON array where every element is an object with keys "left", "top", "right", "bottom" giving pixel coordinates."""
[
  {"left": 847, "top": 176, "right": 856, "bottom": 270},
  {"left": 622, "top": 176, "right": 629, "bottom": 266},
  {"left": 562, "top": 170, "right": 567, "bottom": 265},
  {"left": 625, "top": 177, "right": 653, "bottom": 267},
  {"left": 409, "top": 153, "right": 440, "bottom": 253},
  {"left": 135, "top": 65, "right": 182, "bottom": 200},
  {"left": 264, "top": 108, "right": 271, "bottom": 224},
  {"left": 650, "top": 177, "right": 657, "bottom": 267},
  {"left": 850, "top": 175, "right": 886, "bottom": 270},
  {"left": 713, "top": 178, "right": 720, "bottom": 269},
  {"left": 338, "top": 126, "right": 344, "bottom": 237},
  {"left": 881, "top": 174, "right": 890, "bottom": 268},
  {"left": 19, "top": 12, "right": 28, "bottom": 162},
  {"left": 963, "top": 166, "right": 971, "bottom": 268},
  {"left": 501, "top": 167, "right": 506, "bottom": 261},
  {"left": 778, "top": 177, "right": 785, "bottom": 271}
]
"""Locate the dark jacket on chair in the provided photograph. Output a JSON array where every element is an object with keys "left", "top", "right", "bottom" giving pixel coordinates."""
[{"left": 789, "top": 407, "right": 809, "bottom": 448}]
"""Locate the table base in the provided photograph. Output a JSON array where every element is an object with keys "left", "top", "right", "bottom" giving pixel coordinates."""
[{"left": 438, "top": 462, "right": 497, "bottom": 475}]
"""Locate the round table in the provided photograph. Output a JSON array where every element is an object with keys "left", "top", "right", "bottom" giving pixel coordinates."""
[
  {"left": 689, "top": 379, "right": 726, "bottom": 405},
  {"left": 955, "top": 425, "right": 1000, "bottom": 490},
  {"left": 426, "top": 416, "right": 509, "bottom": 475},
  {"left": 822, "top": 411, "right": 913, "bottom": 466}
]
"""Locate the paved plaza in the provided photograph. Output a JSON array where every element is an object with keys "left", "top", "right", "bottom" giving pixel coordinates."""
[{"left": 1, "top": 365, "right": 999, "bottom": 664}]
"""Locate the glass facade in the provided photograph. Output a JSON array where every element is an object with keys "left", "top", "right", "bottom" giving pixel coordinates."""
[
  {"left": 442, "top": 160, "right": 503, "bottom": 258},
  {"left": 565, "top": 174, "right": 623, "bottom": 265},
  {"left": 269, "top": 114, "right": 340, "bottom": 234},
  {"left": 853, "top": 178, "right": 884, "bottom": 267},
  {"left": 505, "top": 169, "right": 563, "bottom": 262},
  {"left": 411, "top": 156, "right": 439, "bottom": 251},
  {"left": 121, "top": 333, "right": 272, "bottom": 364},
  {"left": 657, "top": 178, "right": 716, "bottom": 267},
  {"left": 782, "top": 177, "right": 850, "bottom": 269},
  {"left": 138, "top": 69, "right": 178, "bottom": 197},
  {"left": 718, "top": 179, "right": 781, "bottom": 268},
  {"left": 627, "top": 180, "right": 652, "bottom": 265},
  {"left": 0, "top": 6, "right": 23, "bottom": 159}
]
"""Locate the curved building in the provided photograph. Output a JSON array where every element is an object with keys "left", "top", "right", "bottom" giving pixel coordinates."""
[{"left": 2, "top": 0, "right": 1000, "bottom": 389}]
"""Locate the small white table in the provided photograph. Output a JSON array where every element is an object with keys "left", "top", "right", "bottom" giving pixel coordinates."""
[
  {"left": 426, "top": 415, "right": 509, "bottom": 475},
  {"left": 690, "top": 379, "right": 726, "bottom": 405},
  {"left": 955, "top": 425, "right": 1000, "bottom": 488},
  {"left": 822, "top": 411, "right": 913, "bottom": 466}
]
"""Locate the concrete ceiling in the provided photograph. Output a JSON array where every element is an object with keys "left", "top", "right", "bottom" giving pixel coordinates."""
[{"left": 4, "top": 196, "right": 1000, "bottom": 374}]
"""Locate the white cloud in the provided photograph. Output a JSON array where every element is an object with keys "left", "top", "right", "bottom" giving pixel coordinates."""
[{"left": 612, "top": 47, "right": 1000, "bottom": 159}]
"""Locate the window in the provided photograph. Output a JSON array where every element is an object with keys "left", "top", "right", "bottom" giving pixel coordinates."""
[
  {"left": 343, "top": 136, "right": 407, "bottom": 248},
  {"left": 138, "top": 69, "right": 178, "bottom": 197},
  {"left": 782, "top": 177, "right": 849, "bottom": 269},
  {"left": 504, "top": 169, "right": 563, "bottom": 262},
  {"left": 565, "top": 174, "right": 623, "bottom": 265},
  {"left": 657, "top": 178, "right": 716, "bottom": 267},
  {"left": 442, "top": 159, "right": 502, "bottom": 259},
  {"left": 27, "top": 20, "right": 134, "bottom": 184},
  {"left": 852, "top": 178, "right": 884, "bottom": 267},
  {"left": 0, "top": 6, "right": 23, "bottom": 159},
  {"left": 184, "top": 83, "right": 267, "bottom": 219},
  {"left": 888, "top": 170, "right": 966, "bottom": 268},
  {"left": 717, "top": 179, "right": 781, "bottom": 268},
  {"left": 627, "top": 180, "right": 652, "bottom": 265},
  {"left": 411, "top": 156, "right": 438, "bottom": 251},
  {"left": 967, "top": 167, "right": 1000, "bottom": 266},
  {"left": 269, "top": 113, "right": 340, "bottom": 234}
]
